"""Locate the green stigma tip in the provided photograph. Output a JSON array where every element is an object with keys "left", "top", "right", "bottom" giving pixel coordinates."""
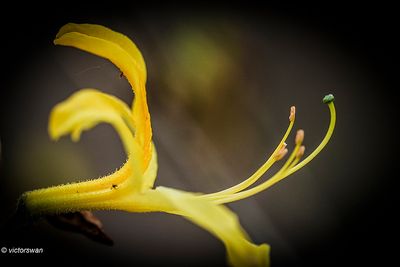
[{"left": 323, "top": 94, "right": 335, "bottom": 104}]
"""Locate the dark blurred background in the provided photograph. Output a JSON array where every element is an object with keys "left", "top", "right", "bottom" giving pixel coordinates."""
[{"left": 0, "top": 2, "right": 397, "bottom": 266}]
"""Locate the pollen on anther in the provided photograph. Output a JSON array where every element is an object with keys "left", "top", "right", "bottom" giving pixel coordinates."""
[
  {"left": 289, "top": 106, "right": 296, "bottom": 121},
  {"left": 295, "top": 129, "right": 304, "bottom": 145},
  {"left": 275, "top": 148, "right": 288, "bottom": 161},
  {"left": 296, "top": 146, "right": 305, "bottom": 158}
]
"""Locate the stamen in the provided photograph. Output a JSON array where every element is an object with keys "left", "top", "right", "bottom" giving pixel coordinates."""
[
  {"left": 212, "top": 144, "right": 301, "bottom": 204},
  {"left": 213, "top": 130, "right": 305, "bottom": 203},
  {"left": 210, "top": 94, "right": 336, "bottom": 204},
  {"left": 201, "top": 106, "right": 296, "bottom": 199}
]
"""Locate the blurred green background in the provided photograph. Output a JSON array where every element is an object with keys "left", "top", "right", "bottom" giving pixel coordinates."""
[{"left": 0, "top": 3, "right": 396, "bottom": 266}]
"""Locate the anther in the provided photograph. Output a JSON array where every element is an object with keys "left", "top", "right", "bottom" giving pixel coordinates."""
[
  {"left": 296, "top": 146, "right": 305, "bottom": 158},
  {"left": 289, "top": 106, "right": 296, "bottom": 121},
  {"left": 274, "top": 148, "right": 288, "bottom": 161},
  {"left": 295, "top": 129, "right": 304, "bottom": 145}
]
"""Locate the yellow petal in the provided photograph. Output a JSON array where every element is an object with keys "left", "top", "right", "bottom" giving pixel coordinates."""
[
  {"left": 46, "top": 88, "right": 158, "bottom": 193},
  {"left": 49, "top": 88, "right": 139, "bottom": 157},
  {"left": 154, "top": 187, "right": 270, "bottom": 267},
  {"left": 140, "top": 142, "right": 158, "bottom": 190},
  {"left": 105, "top": 188, "right": 269, "bottom": 267},
  {"left": 56, "top": 23, "right": 146, "bottom": 82},
  {"left": 54, "top": 24, "right": 152, "bottom": 171}
]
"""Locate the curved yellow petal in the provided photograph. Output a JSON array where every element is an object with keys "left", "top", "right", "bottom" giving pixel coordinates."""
[
  {"left": 23, "top": 88, "right": 155, "bottom": 215},
  {"left": 54, "top": 24, "right": 152, "bottom": 171},
  {"left": 56, "top": 23, "right": 146, "bottom": 82},
  {"left": 49, "top": 88, "right": 139, "bottom": 157},
  {"left": 153, "top": 187, "right": 270, "bottom": 267},
  {"left": 29, "top": 89, "right": 140, "bottom": 198}
]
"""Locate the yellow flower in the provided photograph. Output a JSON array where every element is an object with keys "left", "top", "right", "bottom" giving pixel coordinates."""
[{"left": 20, "top": 23, "right": 336, "bottom": 267}]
